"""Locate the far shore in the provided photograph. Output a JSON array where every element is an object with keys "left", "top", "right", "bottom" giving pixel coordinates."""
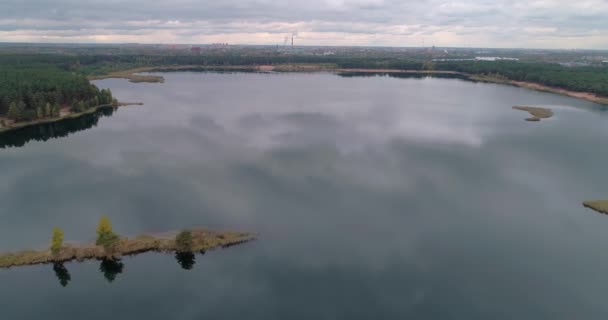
[
  {"left": 3, "top": 64, "right": 603, "bottom": 136},
  {"left": 0, "top": 228, "right": 254, "bottom": 269},
  {"left": 88, "top": 64, "right": 608, "bottom": 106},
  {"left": 0, "top": 102, "right": 143, "bottom": 134}
]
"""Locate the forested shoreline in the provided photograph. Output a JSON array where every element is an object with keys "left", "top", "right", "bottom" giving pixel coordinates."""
[
  {"left": 1, "top": 52, "right": 607, "bottom": 121},
  {"left": 68, "top": 53, "right": 608, "bottom": 97}
]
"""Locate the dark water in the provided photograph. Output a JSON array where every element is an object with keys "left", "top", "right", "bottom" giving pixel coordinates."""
[{"left": 2, "top": 72, "right": 608, "bottom": 319}]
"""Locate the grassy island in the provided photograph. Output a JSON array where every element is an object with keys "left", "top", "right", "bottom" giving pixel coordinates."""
[
  {"left": 87, "top": 67, "right": 166, "bottom": 83},
  {"left": 583, "top": 200, "right": 608, "bottom": 215},
  {"left": 512, "top": 106, "right": 554, "bottom": 121},
  {"left": 0, "top": 216, "right": 254, "bottom": 269}
]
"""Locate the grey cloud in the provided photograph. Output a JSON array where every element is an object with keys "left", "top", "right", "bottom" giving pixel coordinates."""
[{"left": 0, "top": 0, "right": 606, "bottom": 48}]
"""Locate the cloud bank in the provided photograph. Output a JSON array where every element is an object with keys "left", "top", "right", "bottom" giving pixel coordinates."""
[{"left": 0, "top": 0, "right": 607, "bottom": 48}]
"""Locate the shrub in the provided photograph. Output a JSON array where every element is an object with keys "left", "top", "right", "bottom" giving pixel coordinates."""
[
  {"left": 50, "top": 227, "right": 64, "bottom": 255},
  {"left": 175, "top": 230, "right": 193, "bottom": 252}
]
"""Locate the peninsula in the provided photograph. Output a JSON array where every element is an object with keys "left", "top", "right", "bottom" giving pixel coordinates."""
[
  {"left": 0, "top": 217, "right": 254, "bottom": 269},
  {"left": 583, "top": 200, "right": 608, "bottom": 215}
]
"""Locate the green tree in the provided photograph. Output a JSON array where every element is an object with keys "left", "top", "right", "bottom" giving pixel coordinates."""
[
  {"left": 96, "top": 216, "right": 119, "bottom": 253},
  {"left": 36, "top": 106, "right": 44, "bottom": 119},
  {"left": 97, "top": 216, "right": 113, "bottom": 236},
  {"left": 51, "top": 227, "right": 64, "bottom": 255},
  {"left": 175, "top": 230, "right": 193, "bottom": 252},
  {"left": 52, "top": 104, "right": 60, "bottom": 117},
  {"left": 7, "top": 101, "right": 21, "bottom": 120},
  {"left": 45, "top": 102, "right": 52, "bottom": 117}
]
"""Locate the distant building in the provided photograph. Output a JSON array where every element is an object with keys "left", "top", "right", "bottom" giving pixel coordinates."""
[
  {"left": 190, "top": 46, "right": 202, "bottom": 54},
  {"left": 209, "top": 43, "right": 229, "bottom": 49}
]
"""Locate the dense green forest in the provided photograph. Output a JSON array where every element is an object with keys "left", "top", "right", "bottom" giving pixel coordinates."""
[
  {"left": 434, "top": 61, "right": 608, "bottom": 96},
  {"left": 0, "top": 58, "right": 115, "bottom": 122}
]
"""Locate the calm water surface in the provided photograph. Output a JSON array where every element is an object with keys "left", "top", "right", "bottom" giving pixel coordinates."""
[{"left": 1, "top": 72, "right": 608, "bottom": 319}]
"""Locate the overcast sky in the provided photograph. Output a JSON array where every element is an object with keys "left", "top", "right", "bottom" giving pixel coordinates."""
[{"left": 1, "top": 0, "right": 607, "bottom": 49}]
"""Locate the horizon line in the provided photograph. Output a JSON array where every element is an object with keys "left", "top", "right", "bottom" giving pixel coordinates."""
[{"left": 0, "top": 41, "right": 607, "bottom": 52}]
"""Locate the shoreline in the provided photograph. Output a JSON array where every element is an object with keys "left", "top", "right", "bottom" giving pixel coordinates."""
[
  {"left": 334, "top": 68, "right": 608, "bottom": 105},
  {"left": 0, "top": 228, "right": 254, "bottom": 269},
  {"left": 0, "top": 102, "right": 142, "bottom": 134},
  {"left": 470, "top": 75, "right": 608, "bottom": 105},
  {"left": 89, "top": 65, "right": 608, "bottom": 106}
]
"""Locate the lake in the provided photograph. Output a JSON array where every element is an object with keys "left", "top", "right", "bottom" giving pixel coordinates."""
[{"left": 1, "top": 72, "right": 608, "bottom": 319}]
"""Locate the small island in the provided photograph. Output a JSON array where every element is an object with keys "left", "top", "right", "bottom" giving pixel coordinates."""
[
  {"left": 0, "top": 216, "right": 254, "bottom": 269},
  {"left": 583, "top": 200, "right": 608, "bottom": 215},
  {"left": 512, "top": 105, "right": 554, "bottom": 122}
]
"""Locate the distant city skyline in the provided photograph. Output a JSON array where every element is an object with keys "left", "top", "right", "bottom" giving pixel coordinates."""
[{"left": 1, "top": 0, "right": 607, "bottom": 49}]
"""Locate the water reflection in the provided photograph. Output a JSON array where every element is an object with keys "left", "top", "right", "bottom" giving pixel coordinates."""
[
  {"left": 175, "top": 252, "right": 196, "bottom": 270},
  {"left": 45, "top": 251, "right": 209, "bottom": 286},
  {"left": 99, "top": 259, "right": 124, "bottom": 283},
  {"left": 52, "top": 263, "right": 71, "bottom": 287},
  {"left": 337, "top": 72, "right": 468, "bottom": 80},
  {"left": 0, "top": 106, "right": 117, "bottom": 148}
]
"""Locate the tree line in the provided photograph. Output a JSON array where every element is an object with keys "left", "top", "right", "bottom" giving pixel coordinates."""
[
  {"left": 434, "top": 60, "right": 608, "bottom": 97},
  {"left": 1, "top": 52, "right": 607, "bottom": 113},
  {"left": 74, "top": 53, "right": 608, "bottom": 97}
]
